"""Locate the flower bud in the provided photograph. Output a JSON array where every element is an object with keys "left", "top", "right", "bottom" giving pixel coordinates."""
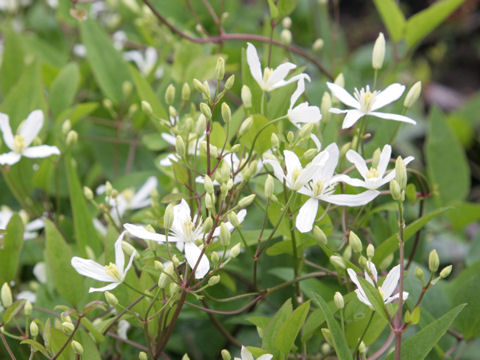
[
  {"left": 349, "top": 231, "right": 362, "bottom": 253},
  {"left": 182, "top": 354, "right": 191, "bottom": 360},
  {"left": 395, "top": 156, "right": 407, "bottom": 190},
  {"left": 181, "top": 83, "right": 191, "bottom": 102},
  {"left": 303, "top": 148, "right": 318, "bottom": 162},
  {"left": 329, "top": 255, "right": 345, "bottom": 269},
  {"left": 219, "top": 223, "right": 231, "bottom": 246},
  {"left": 204, "top": 175, "right": 215, "bottom": 194},
  {"left": 193, "top": 79, "right": 210, "bottom": 98},
  {"left": 359, "top": 341, "right": 367, "bottom": 354},
  {"left": 366, "top": 244, "right": 375, "bottom": 259},
  {"left": 321, "top": 328, "right": 333, "bottom": 346},
  {"left": 165, "top": 84, "right": 175, "bottom": 105},
  {"left": 71, "top": 340, "right": 84, "bottom": 355},
  {"left": 320, "top": 91, "right": 331, "bottom": 122},
  {"left": 271, "top": 133, "right": 280, "bottom": 148},
  {"left": 280, "top": 29, "right": 292, "bottom": 45},
  {"left": 105, "top": 291, "right": 119, "bottom": 306},
  {"left": 24, "top": 301, "right": 32, "bottom": 316},
  {"left": 139, "top": 352, "right": 148, "bottom": 360},
  {"left": 30, "top": 321, "right": 39, "bottom": 337},
  {"left": 175, "top": 136, "right": 185, "bottom": 157},
  {"left": 321, "top": 343, "right": 331, "bottom": 354},
  {"left": 164, "top": 203, "right": 175, "bottom": 229},
  {"left": 221, "top": 103, "right": 231, "bottom": 123},
  {"left": 343, "top": 245, "right": 352, "bottom": 260},
  {"left": 1, "top": 282, "right": 12, "bottom": 308},
  {"left": 216, "top": 57, "right": 225, "bottom": 81},
  {"left": 264, "top": 175, "right": 275, "bottom": 200},
  {"left": 389, "top": 179, "right": 403, "bottom": 201},
  {"left": 379, "top": 253, "right": 393, "bottom": 270},
  {"left": 372, "top": 148, "right": 381, "bottom": 169},
  {"left": 428, "top": 249, "right": 439, "bottom": 273},
  {"left": 440, "top": 265, "right": 452, "bottom": 278},
  {"left": 334, "top": 292, "right": 344, "bottom": 309},
  {"left": 372, "top": 32, "right": 385, "bottom": 70},
  {"left": 287, "top": 131, "right": 295, "bottom": 143},
  {"left": 224, "top": 75, "right": 235, "bottom": 90},
  {"left": 404, "top": 81, "right": 422, "bottom": 108},
  {"left": 211, "top": 251, "right": 220, "bottom": 264},
  {"left": 62, "top": 119, "right": 71, "bottom": 135},
  {"left": 229, "top": 243, "right": 241, "bottom": 258},
  {"left": 154, "top": 261, "right": 164, "bottom": 272},
  {"left": 208, "top": 275, "right": 221, "bottom": 287},
  {"left": 298, "top": 123, "right": 314, "bottom": 140},
  {"left": 241, "top": 85, "right": 252, "bottom": 108},
  {"left": 312, "top": 38, "right": 324, "bottom": 52},
  {"left": 221, "top": 349, "right": 231, "bottom": 360},
  {"left": 205, "top": 193, "right": 214, "bottom": 211},
  {"left": 83, "top": 186, "right": 94, "bottom": 201},
  {"left": 334, "top": 73, "right": 344, "bottom": 88},
  {"left": 141, "top": 100, "right": 153, "bottom": 116},
  {"left": 313, "top": 226, "right": 327, "bottom": 244},
  {"left": 358, "top": 255, "right": 368, "bottom": 268},
  {"left": 66, "top": 130, "right": 78, "bottom": 146},
  {"left": 62, "top": 321, "right": 75, "bottom": 335},
  {"left": 282, "top": 16, "right": 292, "bottom": 29},
  {"left": 227, "top": 212, "right": 240, "bottom": 228},
  {"left": 121, "top": 241, "right": 138, "bottom": 260},
  {"left": 203, "top": 217, "right": 213, "bottom": 233},
  {"left": 200, "top": 103, "right": 212, "bottom": 119},
  {"left": 238, "top": 194, "right": 255, "bottom": 208},
  {"left": 238, "top": 117, "right": 253, "bottom": 137},
  {"left": 196, "top": 114, "right": 207, "bottom": 135}
]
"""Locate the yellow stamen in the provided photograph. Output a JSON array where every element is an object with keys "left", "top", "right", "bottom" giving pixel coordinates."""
[
  {"left": 354, "top": 86, "right": 379, "bottom": 113},
  {"left": 291, "top": 168, "right": 302, "bottom": 184},
  {"left": 182, "top": 220, "right": 195, "bottom": 238},
  {"left": 263, "top": 67, "right": 273, "bottom": 84},
  {"left": 366, "top": 168, "right": 379, "bottom": 179},
  {"left": 104, "top": 263, "right": 122, "bottom": 281},
  {"left": 122, "top": 188, "right": 135, "bottom": 202},
  {"left": 13, "top": 135, "right": 26, "bottom": 153},
  {"left": 313, "top": 181, "right": 324, "bottom": 196}
]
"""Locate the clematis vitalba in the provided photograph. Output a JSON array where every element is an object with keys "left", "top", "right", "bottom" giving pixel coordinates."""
[{"left": 234, "top": 346, "right": 273, "bottom": 360}]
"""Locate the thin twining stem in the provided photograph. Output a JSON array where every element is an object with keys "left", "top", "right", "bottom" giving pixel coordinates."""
[{"left": 141, "top": 0, "right": 333, "bottom": 80}]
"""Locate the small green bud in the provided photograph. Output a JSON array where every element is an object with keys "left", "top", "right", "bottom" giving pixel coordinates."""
[
  {"left": 219, "top": 223, "right": 231, "bottom": 246},
  {"left": 359, "top": 341, "right": 367, "bottom": 354},
  {"left": 165, "top": 84, "right": 176, "bottom": 105},
  {"left": 204, "top": 175, "right": 214, "bottom": 194},
  {"left": 154, "top": 261, "right": 164, "bottom": 272},
  {"left": 139, "top": 351, "right": 148, "bottom": 360},
  {"left": 1, "top": 282, "right": 12, "bottom": 308},
  {"left": 66, "top": 130, "right": 78, "bottom": 146},
  {"left": 71, "top": 340, "right": 84, "bottom": 355},
  {"left": 440, "top": 265, "right": 452, "bottom": 278},
  {"left": 182, "top": 354, "right": 191, "bottom": 360},
  {"left": 303, "top": 148, "right": 318, "bottom": 161},
  {"left": 404, "top": 81, "right": 422, "bottom": 108},
  {"left": 169, "top": 105, "right": 177, "bottom": 119},
  {"left": 205, "top": 193, "right": 214, "bottom": 211},
  {"left": 298, "top": 122, "right": 314, "bottom": 140},
  {"left": 227, "top": 212, "right": 240, "bottom": 228},
  {"left": 221, "top": 103, "right": 231, "bottom": 123},
  {"left": 280, "top": 29, "right": 292, "bottom": 45},
  {"left": 122, "top": 241, "right": 138, "bottom": 260},
  {"left": 175, "top": 136, "right": 185, "bottom": 157},
  {"left": 62, "top": 119, "right": 71, "bottom": 134},
  {"left": 312, "top": 38, "right": 324, "bottom": 52},
  {"left": 428, "top": 249, "right": 439, "bottom": 273},
  {"left": 62, "top": 321, "right": 75, "bottom": 335},
  {"left": 321, "top": 328, "right": 333, "bottom": 346},
  {"left": 193, "top": 79, "right": 210, "bottom": 98},
  {"left": 30, "top": 321, "right": 39, "bottom": 337},
  {"left": 211, "top": 251, "right": 220, "bottom": 264},
  {"left": 340, "top": 142, "right": 351, "bottom": 159},
  {"left": 224, "top": 75, "right": 235, "bottom": 90},
  {"left": 196, "top": 114, "right": 207, "bottom": 135},
  {"left": 264, "top": 175, "right": 275, "bottom": 199},
  {"left": 395, "top": 156, "right": 407, "bottom": 190},
  {"left": 313, "top": 226, "right": 327, "bottom": 244},
  {"left": 358, "top": 255, "right": 368, "bottom": 268},
  {"left": 372, "top": 148, "right": 382, "bottom": 169},
  {"left": 238, "top": 194, "right": 255, "bottom": 208},
  {"left": 181, "top": 83, "right": 191, "bottom": 101},
  {"left": 103, "top": 98, "right": 113, "bottom": 111},
  {"left": 122, "top": 81, "right": 133, "bottom": 98},
  {"left": 238, "top": 117, "right": 253, "bottom": 137},
  {"left": 390, "top": 179, "right": 403, "bottom": 201},
  {"left": 271, "top": 133, "right": 280, "bottom": 148},
  {"left": 208, "top": 275, "right": 221, "bottom": 287},
  {"left": 164, "top": 203, "right": 175, "bottom": 229},
  {"left": 321, "top": 343, "right": 331, "bottom": 354},
  {"left": 349, "top": 231, "right": 362, "bottom": 253},
  {"left": 241, "top": 85, "right": 252, "bottom": 108},
  {"left": 229, "top": 243, "right": 241, "bottom": 258},
  {"left": 105, "top": 181, "right": 113, "bottom": 197},
  {"left": 379, "top": 253, "right": 394, "bottom": 270},
  {"left": 203, "top": 217, "right": 213, "bottom": 233},
  {"left": 215, "top": 57, "right": 225, "bottom": 81},
  {"left": 372, "top": 32, "right": 385, "bottom": 70},
  {"left": 287, "top": 131, "right": 295, "bottom": 143},
  {"left": 141, "top": 100, "right": 153, "bottom": 116},
  {"left": 105, "top": 291, "right": 119, "bottom": 306},
  {"left": 200, "top": 103, "right": 212, "bottom": 119},
  {"left": 343, "top": 245, "right": 352, "bottom": 260},
  {"left": 334, "top": 291, "right": 344, "bottom": 309},
  {"left": 329, "top": 255, "right": 346, "bottom": 269},
  {"left": 366, "top": 244, "right": 375, "bottom": 259},
  {"left": 282, "top": 16, "right": 292, "bottom": 28},
  {"left": 24, "top": 301, "right": 32, "bottom": 316},
  {"left": 221, "top": 349, "right": 231, "bottom": 360}
]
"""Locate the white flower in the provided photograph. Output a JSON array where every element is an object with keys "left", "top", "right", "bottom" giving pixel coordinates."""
[
  {"left": 159, "top": 133, "right": 202, "bottom": 167},
  {"left": 246, "top": 42, "right": 308, "bottom": 92},
  {"left": 125, "top": 200, "right": 246, "bottom": 279},
  {"left": 296, "top": 144, "right": 379, "bottom": 233},
  {"left": 71, "top": 231, "right": 136, "bottom": 293},
  {"left": 347, "top": 261, "right": 409, "bottom": 308},
  {"left": 288, "top": 77, "right": 321, "bottom": 126},
  {"left": 112, "top": 30, "right": 127, "bottom": 51},
  {"left": 33, "top": 262, "right": 47, "bottom": 284},
  {"left": 124, "top": 47, "right": 163, "bottom": 78},
  {"left": 0, "top": 206, "right": 44, "bottom": 240},
  {"left": 327, "top": 82, "right": 416, "bottom": 129},
  {"left": 234, "top": 346, "right": 273, "bottom": 360},
  {"left": 73, "top": 44, "right": 87, "bottom": 58},
  {"left": 337, "top": 145, "right": 414, "bottom": 190},
  {"left": 117, "top": 320, "right": 130, "bottom": 340},
  {"left": 0, "top": 110, "right": 60, "bottom": 166},
  {"left": 17, "top": 290, "right": 36, "bottom": 303}
]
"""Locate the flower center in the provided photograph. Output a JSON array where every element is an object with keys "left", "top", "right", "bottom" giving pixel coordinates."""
[
  {"left": 182, "top": 220, "right": 195, "bottom": 242},
  {"left": 291, "top": 168, "right": 302, "bottom": 185},
  {"left": 313, "top": 180, "right": 324, "bottom": 196},
  {"left": 122, "top": 188, "right": 135, "bottom": 202},
  {"left": 366, "top": 168, "right": 379, "bottom": 179},
  {"left": 354, "top": 86, "right": 378, "bottom": 113},
  {"left": 263, "top": 67, "right": 273, "bottom": 84},
  {"left": 13, "top": 135, "right": 26, "bottom": 153},
  {"left": 378, "top": 286, "right": 385, "bottom": 299},
  {"left": 104, "top": 262, "right": 122, "bottom": 281}
]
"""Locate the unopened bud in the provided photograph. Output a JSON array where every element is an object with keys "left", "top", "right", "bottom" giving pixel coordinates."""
[
  {"left": 211, "top": 251, "right": 220, "bottom": 264},
  {"left": 221, "top": 103, "right": 231, "bottom": 123},
  {"left": 193, "top": 79, "right": 210, "bottom": 98},
  {"left": 122, "top": 241, "right": 138, "bottom": 259},
  {"left": 216, "top": 57, "right": 225, "bottom": 81},
  {"left": 205, "top": 193, "right": 214, "bottom": 211},
  {"left": 181, "top": 83, "right": 191, "bottom": 102},
  {"left": 139, "top": 352, "right": 148, "bottom": 360},
  {"left": 122, "top": 81, "right": 132, "bottom": 98},
  {"left": 287, "top": 131, "right": 295, "bottom": 143},
  {"left": 62, "top": 120, "right": 71, "bottom": 134},
  {"left": 379, "top": 253, "right": 394, "bottom": 270},
  {"left": 271, "top": 133, "right": 280, "bottom": 148},
  {"left": 221, "top": 349, "right": 231, "bottom": 360},
  {"left": 329, "top": 255, "right": 345, "bottom": 269},
  {"left": 224, "top": 75, "right": 235, "bottom": 90},
  {"left": 349, "top": 231, "right": 362, "bottom": 253},
  {"left": 389, "top": 179, "right": 403, "bottom": 201},
  {"left": 238, "top": 194, "right": 255, "bottom": 208},
  {"left": 1, "top": 283, "right": 12, "bottom": 308},
  {"left": 24, "top": 301, "right": 32, "bottom": 316},
  {"left": 165, "top": 84, "right": 175, "bottom": 105},
  {"left": 238, "top": 117, "right": 253, "bottom": 137},
  {"left": 208, "top": 275, "right": 221, "bottom": 287},
  {"left": 229, "top": 243, "right": 241, "bottom": 258},
  {"left": 359, "top": 341, "right": 367, "bottom": 354},
  {"left": 154, "top": 261, "right": 164, "bottom": 272},
  {"left": 321, "top": 343, "right": 331, "bottom": 354},
  {"left": 366, "top": 244, "right": 375, "bottom": 259},
  {"left": 334, "top": 292, "right": 344, "bottom": 309},
  {"left": 404, "top": 81, "right": 422, "bottom": 108},
  {"left": 321, "top": 328, "right": 333, "bottom": 346},
  {"left": 280, "top": 29, "right": 292, "bottom": 45},
  {"left": 439, "top": 265, "right": 452, "bottom": 278},
  {"left": 196, "top": 114, "right": 207, "bottom": 135},
  {"left": 62, "top": 321, "right": 75, "bottom": 335},
  {"left": 298, "top": 123, "right": 314, "bottom": 140},
  {"left": 414, "top": 266, "right": 424, "bottom": 282},
  {"left": 164, "top": 203, "right": 175, "bottom": 229},
  {"left": 203, "top": 217, "right": 213, "bottom": 233},
  {"left": 71, "top": 340, "right": 84, "bottom": 355},
  {"left": 227, "top": 212, "right": 240, "bottom": 228},
  {"left": 428, "top": 249, "right": 439, "bottom": 273},
  {"left": 200, "top": 103, "right": 212, "bottom": 119},
  {"left": 343, "top": 245, "right": 352, "bottom": 260},
  {"left": 372, "top": 32, "right": 385, "bottom": 70},
  {"left": 105, "top": 291, "right": 119, "bottom": 306},
  {"left": 313, "top": 38, "right": 324, "bottom": 52},
  {"left": 395, "top": 156, "right": 407, "bottom": 189},
  {"left": 282, "top": 16, "right": 292, "bottom": 29},
  {"left": 175, "top": 136, "right": 185, "bottom": 157},
  {"left": 371, "top": 148, "right": 382, "bottom": 169},
  {"left": 264, "top": 175, "right": 275, "bottom": 199},
  {"left": 182, "top": 355, "right": 191, "bottom": 360},
  {"left": 141, "top": 100, "right": 153, "bottom": 116},
  {"left": 66, "top": 130, "right": 78, "bottom": 146},
  {"left": 358, "top": 255, "right": 368, "bottom": 268},
  {"left": 313, "top": 226, "right": 327, "bottom": 244},
  {"left": 241, "top": 85, "right": 252, "bottom": 108},
  {"left": 219, "top": 223, "right": 231, "bottom": 246},
  {"left": 30, "top": 321, "right": 39, "bottom": 337}
]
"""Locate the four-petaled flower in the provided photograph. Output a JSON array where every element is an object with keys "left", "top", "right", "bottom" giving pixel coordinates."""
[
  {"left": 336, "top": 145, "right": 414, "bottom": 190},
  {"left": 327, "top": 82, "right": 416, "bottom": 129},
  {"left": 0, "top": 110, "right": 60, "bottom": 165},
  {"left": 347, "top": 261, "right": 409, "bottom": 308},
  {"left": 234, "top": 346, "right": 273, "bottom": 360},
  {"left": 246, "top": 42, "right": 308, "bottom": 92},
  {"left": 71, "top": 231, "right": 136, "bottom": 293}
]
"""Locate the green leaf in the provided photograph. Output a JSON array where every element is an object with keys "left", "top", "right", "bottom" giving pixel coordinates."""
[
  {"left": 0, "top": 29, "right": 25, "bottom": 95},
  {"left": 80, "top": 317, "right": 105, "bottom": 343},
  {"left": 275, "top": 301, "right": 310, "bottom": 355},
  {"left": 449, "top": 261, "right": 480, "bottom": 339},
  {"left": 129, "top": 64, "right": 167, "bottom": 119},
  {"left": 426, "top": 107, "right": 470, "bottom": 206},
  {"left": 3, "top": 299, "right": 25, "bottom": 325},
  {"left": 307, "top": 291, "right": 353, "bottom": 360},
  {"left": 240, "top": 114, "right": 276, "bottom": 155},
  {"left": 80, "top": 20, "right": 131, "bottom": 104},
  {"left": 373, "top": 206, "right": 451, "bottom": 263},
  {"left": 372, "top": 0, "right": 406, "bottom": 41},
  {"left": 45, "top": 219, "right": 85, "bottom": 306},
  {"left": 277, "top": 0, "right": 297, "bottom": 18},
  {"left": 385, "top": 304, "right": 465, "bottom": 360},
  {"left": 405, "top": 0, "right": 466, "bottom": 48},
  {"left": 262, "top": 299, "right": 292, "bottom": 356},
  {"left": 49, "top": 63, "right": 80, "bottom": 117},
  {"left": 0, "top": 214, "right": 23, "bottom": 283},
  {"left": 65, "top": 152, "right": 102, "bottom": 256},
  {"left": 266, "top": 0, "right": 279, "bottom": 19},
  {"left": 357, "top": 277, "right": 390, "bottom": 322},
  {"left": 21, "top": 339, "right": 50, "bottom": 358}
]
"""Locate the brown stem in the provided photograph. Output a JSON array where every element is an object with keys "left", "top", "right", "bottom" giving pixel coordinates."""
[
  {"left": 51, "top": 315, "right": 83, "bottom": 360},
  {"left": 0, "top": 330, "right": 16, "bottom": 360}
]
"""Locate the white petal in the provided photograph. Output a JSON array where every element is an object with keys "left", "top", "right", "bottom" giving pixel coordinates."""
[
  {"left": 123, "top": 223, "right": 167, "bottom": 243},
  {"left": 124, "top": 50, "right": 145, "bottom": 70},
  {"left": 326, "top": 82, "right": 360, "bottom": 109},
  {"left": 145, "top": 47, "right": 158, "bottom": 69},
  {"left": 19, "top": 110, "right": 44, "bottom": 147},
  {"left": 322, "top": 190, "right": 380, "bottom": 207},
  {"left": 264, "top": 159, "right": 286, "bottom": 183},
  {"left": 121, "top": 250, "right": 136, "bottom": 281},
  {"left": 71, "top": 257, "right": 114, "bottom": 282},
  {"left": 241, "top": 346, "right": 254, "bottom": 360},
  {"left": 346, "top": 149, "right": 368, "bottom": 178},
  {"left": 355, "top": 288, "right": 372, "bottom": 307},
  {"left": 266, "top": 62, "right": 296, "bottom": 89},
  {"left": 377, "top": 144, "right": 392, "bottom": 177},
  {"left": 184, "top": 242, "right": 209, "bottom": 279},
  {"left": 342, "top": 110, "right": 365, "bottom": 129},
  {"left": 284, "top": 150, "right": 302, "bottom": 177},
  {"left": 246, "top": 43, "right": 263, "bottom": 86},
  {"left": 386, "top": 291, "right": 409, "bottom": 304},
  {"left": 365, "top": 261, "right": 378, "bottom": 284},
  {"left": 0, "top": 152, "right": 21, "bottom": 165},
  {"left": 22, "top": 145, "right": 60, "bottom": 158},
  {"left": 270, "top": 73, "right": 309, "bottom": 91},
  {"left": 130, "top": 176, "right": 157, "bottom": 208},
  {"left": 329, "top": 108, "right": 349, "bottom": 114},
  {"left": 173, "top": 199, "right": 192, "bottom": 232},
  {"left": 33, "top": 262, "right": 47, "bottom": 283},
  {"left": 0, "top": 113, "right": 14, "bottom": 149},
  {"left": 258, "top": 355, "right": 273, "bottom": 360},
  {"left": 295, "top": 163, "right": 319, "bottom": 190},
  {"left": 334, "top": 174, "right": 366, "bottom": 188},
  {"left": 296, "top": 198, "right": 319, "bottom": 233},
  {"left": 369, "top": 112, "right": 416, "bottom": 125},
  {"left": 89, "top": 282, "right": 120, "bottom": 293},
  {"left": 371, "top": 83, "right": 405, "bottom": 111},
  {"left": 289, "top": 103, "right": 321, "bottom": 125},
  {"left": 161, "top": 133, "right": 177, "bottom": 145},
  {"left": 289, "top": 77, "right": 306, "bottom": 109},
  {"left": 310, "top": 133, "right": 322, "bottom": 151},
  {"left": 381, "top": 264, "right": 400, "bottom": 299},
  {"left": 25, "top": 218, "right": 44, "bottom": 232},
  {"left": 314, "top": 143, "right": 339, "bottom": 183},
  {"left": 114, "top": 231, "right": 126, "bottom": 272}
]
